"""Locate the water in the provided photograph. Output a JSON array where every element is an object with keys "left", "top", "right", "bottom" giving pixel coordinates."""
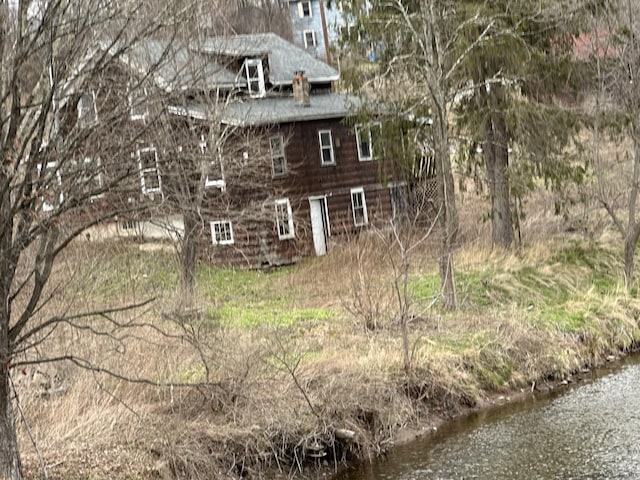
[{"left": 333, "top": 356, "right": 640, "bottom": 480}]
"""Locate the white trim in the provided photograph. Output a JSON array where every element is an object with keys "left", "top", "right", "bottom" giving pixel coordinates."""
[
  {"left": 137, "top": 147, "right": 162, "bottom": 195},
  {"left": 38, "top": 161, "right": 63, "bottom": 212},
  {"left": 83, "top": 156, "right": 104, "bottom": 200},
  {"left": 298, "top": 0, "right": 312, "bottom": 18},
  {"left": 270, "top": 135, "right": 287, "bottom": 176},
  {"left": 350, "top": 187, "right": 368, "bottom": 227},
  {"left": 211, "top": 220, "right": 234, "bottom": 245},
  {"left": 318, "top": 130, "right": 335, "bottom": 165},
  {"left": 275, "top": 198, "right": 295, "bottom": 240},
  {"left": 244, "top": 58, "right": 266, "bottom": 98},
  {"left": 355, "top": 122, "right": 382, "bottom": 162},
  {"left": 303, "top": 29, "right": 317, "bottom": 49},
  {"left": 128, "top": 86, "right": 148, "bottom": 121},
  {"left": 78, "top": 90, "right": 98, "bottom": 127}
]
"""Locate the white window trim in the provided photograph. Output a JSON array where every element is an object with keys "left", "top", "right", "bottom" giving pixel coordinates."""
[
  {"left": 137, "top": 147, "right": 162, "bottom": 195},
  {"left": 355, "top": 122, "right": 382, "bottom": 162},
  {"left": 244, "top": 58, "right": 266, "bottom": 99},
  {"left": 128, "top": 86, "right": 148, "bottom": 121},
  {"left": 211, "top": 220, "right": 234, "bottom": 245},
  {"left": 202, "top": 138, "right": 226, "bottom": 190},
  {"left": 298, "top": 0, "right": 312, "bottom": 18},
  {"left": 38, "top": 161, "right": 63, "bottom": 212},
  {"left": 78, "top": 90, "right": 98, "bottom": 127},
  {"left": 303, "top": 29, "right": 317, "bottom": 49},
  {"left": 275, "top": 198, "right": 295, "bottom": 240},
  {"left": 318, "top": 130, "right": 335, "bottom": 165},
  {"left": 270, "top": 135, "right": 287, "bottom": 177},
  {"left": 350, "top": 187, "right": 368, "bottom": 227},
  {"left": 84, "top": 156, "right": 104, "bottom": 200}
]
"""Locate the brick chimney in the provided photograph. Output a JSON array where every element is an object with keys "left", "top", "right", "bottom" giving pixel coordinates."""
[{"left": 293, "top": 71, "right": 310, "bottom": 107}]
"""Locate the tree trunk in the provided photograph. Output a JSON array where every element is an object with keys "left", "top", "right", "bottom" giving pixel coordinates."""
[
  {"left": 484, "top": 87, "right": 514, "bottom": 249},
  {"left": 0, "top": 376, "right": 21, "bottom": 480},
  {"left": 1, "top": 315, "right": 22, "bottom": 480},
  {"left": 180, "top": 210, "right": 199, "bottom": 299}
]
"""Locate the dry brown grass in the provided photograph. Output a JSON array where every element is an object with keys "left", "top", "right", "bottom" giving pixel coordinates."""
[{"left": 13, "top": 186, "right": 640, "bottom": 479}]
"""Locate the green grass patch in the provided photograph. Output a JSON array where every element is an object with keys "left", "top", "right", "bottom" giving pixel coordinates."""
[{"left": 207, "top": 305, "right": 333, "bottom": 328}]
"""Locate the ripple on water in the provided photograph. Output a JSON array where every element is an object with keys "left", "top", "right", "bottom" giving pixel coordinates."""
[{"left": 333, "top": 358, "right": 640, "bottom": 480}]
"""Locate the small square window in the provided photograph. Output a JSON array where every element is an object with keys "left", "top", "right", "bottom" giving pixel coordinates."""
[
  {"left": 355, "top": 123, "right": 382, "bottom": 161},
  {"left": 350, "top": 187, "right": 368, "bottom": 227},
  {"left": 298, "top": 0, "right": 312, "bottom": 17},
  {"left": 304, "top": 30, "right": 316, "bottom": 49},
  {"left": 275, "top": 198, "right": 294, "bottom": 240},
  {"left": 211, "top": 220, "right": 234, "bottom": 245},
  {"left": 270, "top": 136, "right": 287, "bottom": 176},
  {"left": 318, "top": 130, "right": 335, "bottom": 165},
  {"left": 78, "top": 90, "right": 98, "bottom": 128}
]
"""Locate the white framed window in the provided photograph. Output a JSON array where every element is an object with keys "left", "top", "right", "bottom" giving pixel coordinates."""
[
  {"left": 318, "top": 130, "right": 335, "bottom": 165},
  {"left": 270, "top": 135, "right": 287, "bottom": 176},
  {"left": 244, "top": 58, "right": 266, "bottom": 98},
  {"left": 275, "top": 198, "right": 294, "bottom": 240},
  {"left": 303, "top": 30, "right": 316, "bottom": 49},
  {"left": 298, "top": 0, "right": 312, "bottom": 17},
  {"left": 390, "top": 183, "right": 408, "bottom": 221},
  {"left": 79, "top": 156, "right": 104, "bottom": 199},
  {"left": 38, "top": 161, "right": 63, "bottom": 212},
  {"left": 355, "top": 122, "right": 382, "bottom": 161},
  {"left": 211, "top": 220, "right": 234, "bottom": 245},
  {"left": 128, "top": 86, "right": 148, "bottom": 120},
  {"left": 201, "top": 137, "right": 225, "bottom": 190},
  {"left": 350, "top": 187, "right": 368, "bottom": 227},
  {"left": 137, "top": 147, "right": 162, "bottom": 195},
  {"left": 78, "top": 90, "right": 98, "bottom": 128}
]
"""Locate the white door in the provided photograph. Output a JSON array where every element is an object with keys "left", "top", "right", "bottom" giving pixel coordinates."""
[{"left": 309, "top": 197, "right": 329, "bottom": 256}]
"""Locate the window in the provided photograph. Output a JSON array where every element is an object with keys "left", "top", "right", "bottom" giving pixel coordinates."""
[
  {"left": 275, "top": 198, "right": 294, "bottom": 240},
  {"left": 303, "top": 30, "right": 316, "bottom": 49},
  {"left": 128, "top": 86, "right": 148, "bottom": 120},
  {"left": 137, "top": 147, "right": 162, "bottom": 195},
  {"left": 318, "top": 130, "right": 335, "bottom": 165},
  {"left": 80, "top": 156, "right": 103, "bottom": 199},
  {"left": 202, "top": 137, "right": 225, "bottom": 190},
  {"left": 78, "top": 90, "right": 98, "bottom": 128},
  {"left": 355, "top": 123, "right": 382, "bottom": 161},
  {"left": 211, "top": 220, "right": 234, "bottom": 245},
  {"left": 270, "top": 136, "right": 287, "bottom": 176},
  {"left": 298, "top": 0, "right": 312, "bottom": 17},
  {"left": 244, "top": 58, "right": 266, "bottom": 98},
  {"left": 39, "top": 161, "right": 63, "bottom": 212},
  {"left": 350, "top": 187, "right": 368, "bottom": 226},
  {"left": 390, "top": 184, "right": 409, "bottom": 221}
]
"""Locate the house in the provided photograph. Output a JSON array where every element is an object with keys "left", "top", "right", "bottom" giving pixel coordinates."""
[
  {"left": 287, "top": 0, "right": 344, "bottom": 64},
  {"left": 58, "top": 33, "right": 417, "bottom": 268}
]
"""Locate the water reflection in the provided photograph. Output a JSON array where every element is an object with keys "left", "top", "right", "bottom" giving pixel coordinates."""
[{"left": 334, "top": 357, "right": 640, "bottom": 480}]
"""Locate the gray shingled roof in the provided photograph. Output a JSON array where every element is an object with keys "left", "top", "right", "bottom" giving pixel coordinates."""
[
  {"left": 125, "top": 40, "right": 244, "bottom": 91},
  {"left": 168, "top": 93, "right": 362, "bottom": 126},
  {"left": 197, "top": 33, "right": 339, "bottom": 86}
]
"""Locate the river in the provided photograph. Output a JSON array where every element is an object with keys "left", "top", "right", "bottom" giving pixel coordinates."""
[{"left": 333, "top": 355, "right": 640, "bottom": 480}]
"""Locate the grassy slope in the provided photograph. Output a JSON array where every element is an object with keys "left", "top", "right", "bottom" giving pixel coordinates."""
[{"left": 18, "top": 230, "right": 640, "bottom": 479}]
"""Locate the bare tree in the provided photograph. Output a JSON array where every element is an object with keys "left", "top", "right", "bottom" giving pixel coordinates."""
[
  {"left": 0, "top": 1, "right": 200, "bottom": 477},
  {"left": 590, "top": 1, "right": 640, "bottom": 290}
]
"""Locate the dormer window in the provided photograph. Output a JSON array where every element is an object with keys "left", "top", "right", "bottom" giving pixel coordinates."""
[
  {"left": 244, "top": 58, "right": 266, "bottom": 98},
  {"left": 298, "top": 0, "right": 312, "bottom": 18},
  {"left": 78, "top": 90, "right": 98, "bottom": 128}
]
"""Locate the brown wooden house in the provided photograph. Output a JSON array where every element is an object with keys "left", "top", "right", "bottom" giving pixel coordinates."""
[{"left": 58, "top": 33, "right": 416, "bottom": 267}]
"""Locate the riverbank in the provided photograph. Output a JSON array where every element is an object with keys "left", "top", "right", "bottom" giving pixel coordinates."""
[{"left": 17, "top": 228, "right": 640, "bottom": 479}]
